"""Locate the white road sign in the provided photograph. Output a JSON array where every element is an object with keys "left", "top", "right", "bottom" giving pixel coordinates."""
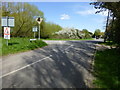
[
  {"left": 1, "top": 17, "right": 7, "bottom": 26},
  {"left": 4, "top": 27, "right": 10, "bottom": 39},
  {"left": 8, "top": 17, "right": 14, "bottom": 27},
  {"left": 1, "top": 17, "right": 14, "bottom": 27},
  {"left": 32, "top": 27, "right": 37, "bottom": 32}
]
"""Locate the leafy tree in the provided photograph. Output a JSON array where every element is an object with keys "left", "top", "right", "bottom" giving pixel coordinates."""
[
  {"left": 82, "top": 29, "right": 92, "bottom": 39},
  {"left": 41, "top": 22, "right": 62, "bottom": 38},
  {"left": 94, "top": 29, "right": 101, "bottom": 37},
  {"left": 2, "top": 2, "right": 44, "bottom": 37},
  {"left": 90, "top": 1, "right": 120, "bottom": 47},
  {"left": 1, "top": 2, "right": 62, "bottom": 39}
]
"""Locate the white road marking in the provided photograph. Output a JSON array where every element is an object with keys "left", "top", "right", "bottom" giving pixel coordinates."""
[
  {"left": 0, "top": 55, "right": 52, "bottom": 78},
  {"left": 64, "top": 45, "right": 73, "bottom": 51},
  {"left": 53, "top": 49, "right": 58, "bottom": 52},
  {"left": 0, "top": 44, "right": 73, "bottom": 78}
]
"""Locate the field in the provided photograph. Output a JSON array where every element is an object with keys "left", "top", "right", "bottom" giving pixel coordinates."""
[{"left": 1, "top": 38, "right": 47, "bottom": 56}]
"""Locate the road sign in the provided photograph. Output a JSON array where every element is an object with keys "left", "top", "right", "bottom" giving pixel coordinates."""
[
  {"left": 1, "top": 17, "right": 14, "bottom": 27},
  {"left": 1, "top": 17, "right": 7, "bottom": 26},
  {"left": 32, "top": 26, "right": 37, "bottom": 32},
  {"left": 4, "top": 27, "right": 10, "bottom": 39},
  {"left": 36, "top": 17, "right": 43, "bottom": 24},
  {"left": 8, "top": 17, "right": 14, "bottom": 27},
  {"left": 36, "top": 17, "right": 43, "bottom": 40}
]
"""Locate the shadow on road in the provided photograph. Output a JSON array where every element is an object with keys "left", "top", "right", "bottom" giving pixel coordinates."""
[
  {"left": 2, "top": 41, "right": 97, "bottom": 88},
  {"left": 22, "top": 41, "right": 96, "bottom": 88}
]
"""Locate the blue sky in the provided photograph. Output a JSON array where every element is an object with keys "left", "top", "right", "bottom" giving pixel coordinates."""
[{"left": 30, "top": 2, "right": 108, "bottom": 33}]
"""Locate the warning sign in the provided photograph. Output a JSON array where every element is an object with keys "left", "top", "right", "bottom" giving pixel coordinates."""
[{"left": 4, "top": 27, "right": 10, "bottom": 39}]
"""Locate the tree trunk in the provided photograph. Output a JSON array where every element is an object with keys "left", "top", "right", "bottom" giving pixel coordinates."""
[{"left": 104, "top": 10, "right": 110, "bottom": 42}]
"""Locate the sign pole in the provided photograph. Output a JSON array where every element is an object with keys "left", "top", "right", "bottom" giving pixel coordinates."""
[
  {"left": 36, "top": 17, "right": 43, "bottom": 40},
  {"left": 34, "top": 32, "right": 35, "bottom": 38},
  {"left": 7, "top": 16, "right": 8, "bottom": 46},
  {"left": 2, "top": 16, "right": 14, "bottom": 46},
  {"left": 38, "top": 25, "right": 40, "bottom": 40},
  {"left": 7, "top": 39, "right": 8, "bottom": 46}
]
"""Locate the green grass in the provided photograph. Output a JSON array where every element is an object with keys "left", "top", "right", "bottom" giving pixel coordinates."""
[
  {"left": 98, "top": 41, "right": 117, "bottom": 47},
  {"left": 0, "top": 37, "right": 2, "bottom": 56},
  {"left": 41, "top": 38, "right": 93, "bottom": 41},
  {"left": 93, "top": 48, "right": 120, "bottom": 89},
  {"left": 1, "top": 37, "right": 47, "bottom": 56}
]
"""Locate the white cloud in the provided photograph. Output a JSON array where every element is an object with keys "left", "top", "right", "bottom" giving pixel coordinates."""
[
  {"left": 76, "top": 9, "right": 95, "bottom": 15},
  {"left": 76, "top": 9, "right": 108, "bottom": 16},
  {"left": 60, "top": 14, "right": 70, "bottom": 20}
]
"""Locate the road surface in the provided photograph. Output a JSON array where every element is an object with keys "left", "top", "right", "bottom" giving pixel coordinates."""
[{"left": 0, "top": 40, "right": 103, "bottom": 88}]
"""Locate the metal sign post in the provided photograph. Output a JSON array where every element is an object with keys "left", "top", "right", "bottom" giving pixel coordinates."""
[
  {"left": 1, "top": 17, "right": 15, "bottom": 46},
  {"left": 34, "top": 32, "right": 35, "bottom": 38},
  {"left": 39, "top": 25, "right": 40, "bottom": 40},
  {"left": 36, "top": 17, "right": 43, "bottom": 40}
]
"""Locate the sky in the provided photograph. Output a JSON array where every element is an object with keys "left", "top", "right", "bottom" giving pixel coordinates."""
[{"left": 30, "top": 2, "right": 108, "bottom": 33}]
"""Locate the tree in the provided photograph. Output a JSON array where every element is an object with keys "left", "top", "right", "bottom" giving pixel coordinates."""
[
  {"left": 2, "top": 2, "right": 44, "bottom": 37},
  {"left": 90, "top": 1, "right": 120, "bottom": 47},
  {"left": 2, "top": 2, "right": 62, "bottom": 38},
  {"left": 41, "top": 22, "right": 62, "bottom": 38},
  {"left": 82, "top": 29, "right": 92, "bottom": 39},
  {"left": 94, "top": 29, "right": 101, "bottom": 38}
]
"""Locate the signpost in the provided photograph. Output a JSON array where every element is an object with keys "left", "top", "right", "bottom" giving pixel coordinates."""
[
  {"left": 1, "top": 17, "right": 15, "bottom": 46},
  {"left": 32, "top": 26, "right": 37, "bottom": 38},
  {"left": 36, "top": 17, "right": 43, "bottom": 40},
  {"left": 1, "top": 17, "right": 14, "bottom": 27}
]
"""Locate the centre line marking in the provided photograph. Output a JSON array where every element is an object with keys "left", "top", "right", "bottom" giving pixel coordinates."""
[{"left": 0, "top": 55, "right": 52, "bottom": 78}]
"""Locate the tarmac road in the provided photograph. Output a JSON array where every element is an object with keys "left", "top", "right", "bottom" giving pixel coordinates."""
[{"left": 0, "top": 40, "right": 103, "bottom": 88}]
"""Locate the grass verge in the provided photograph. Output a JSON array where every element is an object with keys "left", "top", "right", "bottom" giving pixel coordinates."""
[
  {"left": 0, "top": 37, "right": 2, "bottom": 56},
  {"left": 93, "top": 48, "right": 120, "bottom": 88},
  {"left": 98, "top": 41, "right": 117, "bottom": 47},
  {"left": 1, "top": 38, "right": 47, "bottom": 56}
]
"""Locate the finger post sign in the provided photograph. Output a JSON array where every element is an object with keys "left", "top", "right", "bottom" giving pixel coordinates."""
[{"left": 4, "top": 27, "right": 10, "bottom": 39}]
